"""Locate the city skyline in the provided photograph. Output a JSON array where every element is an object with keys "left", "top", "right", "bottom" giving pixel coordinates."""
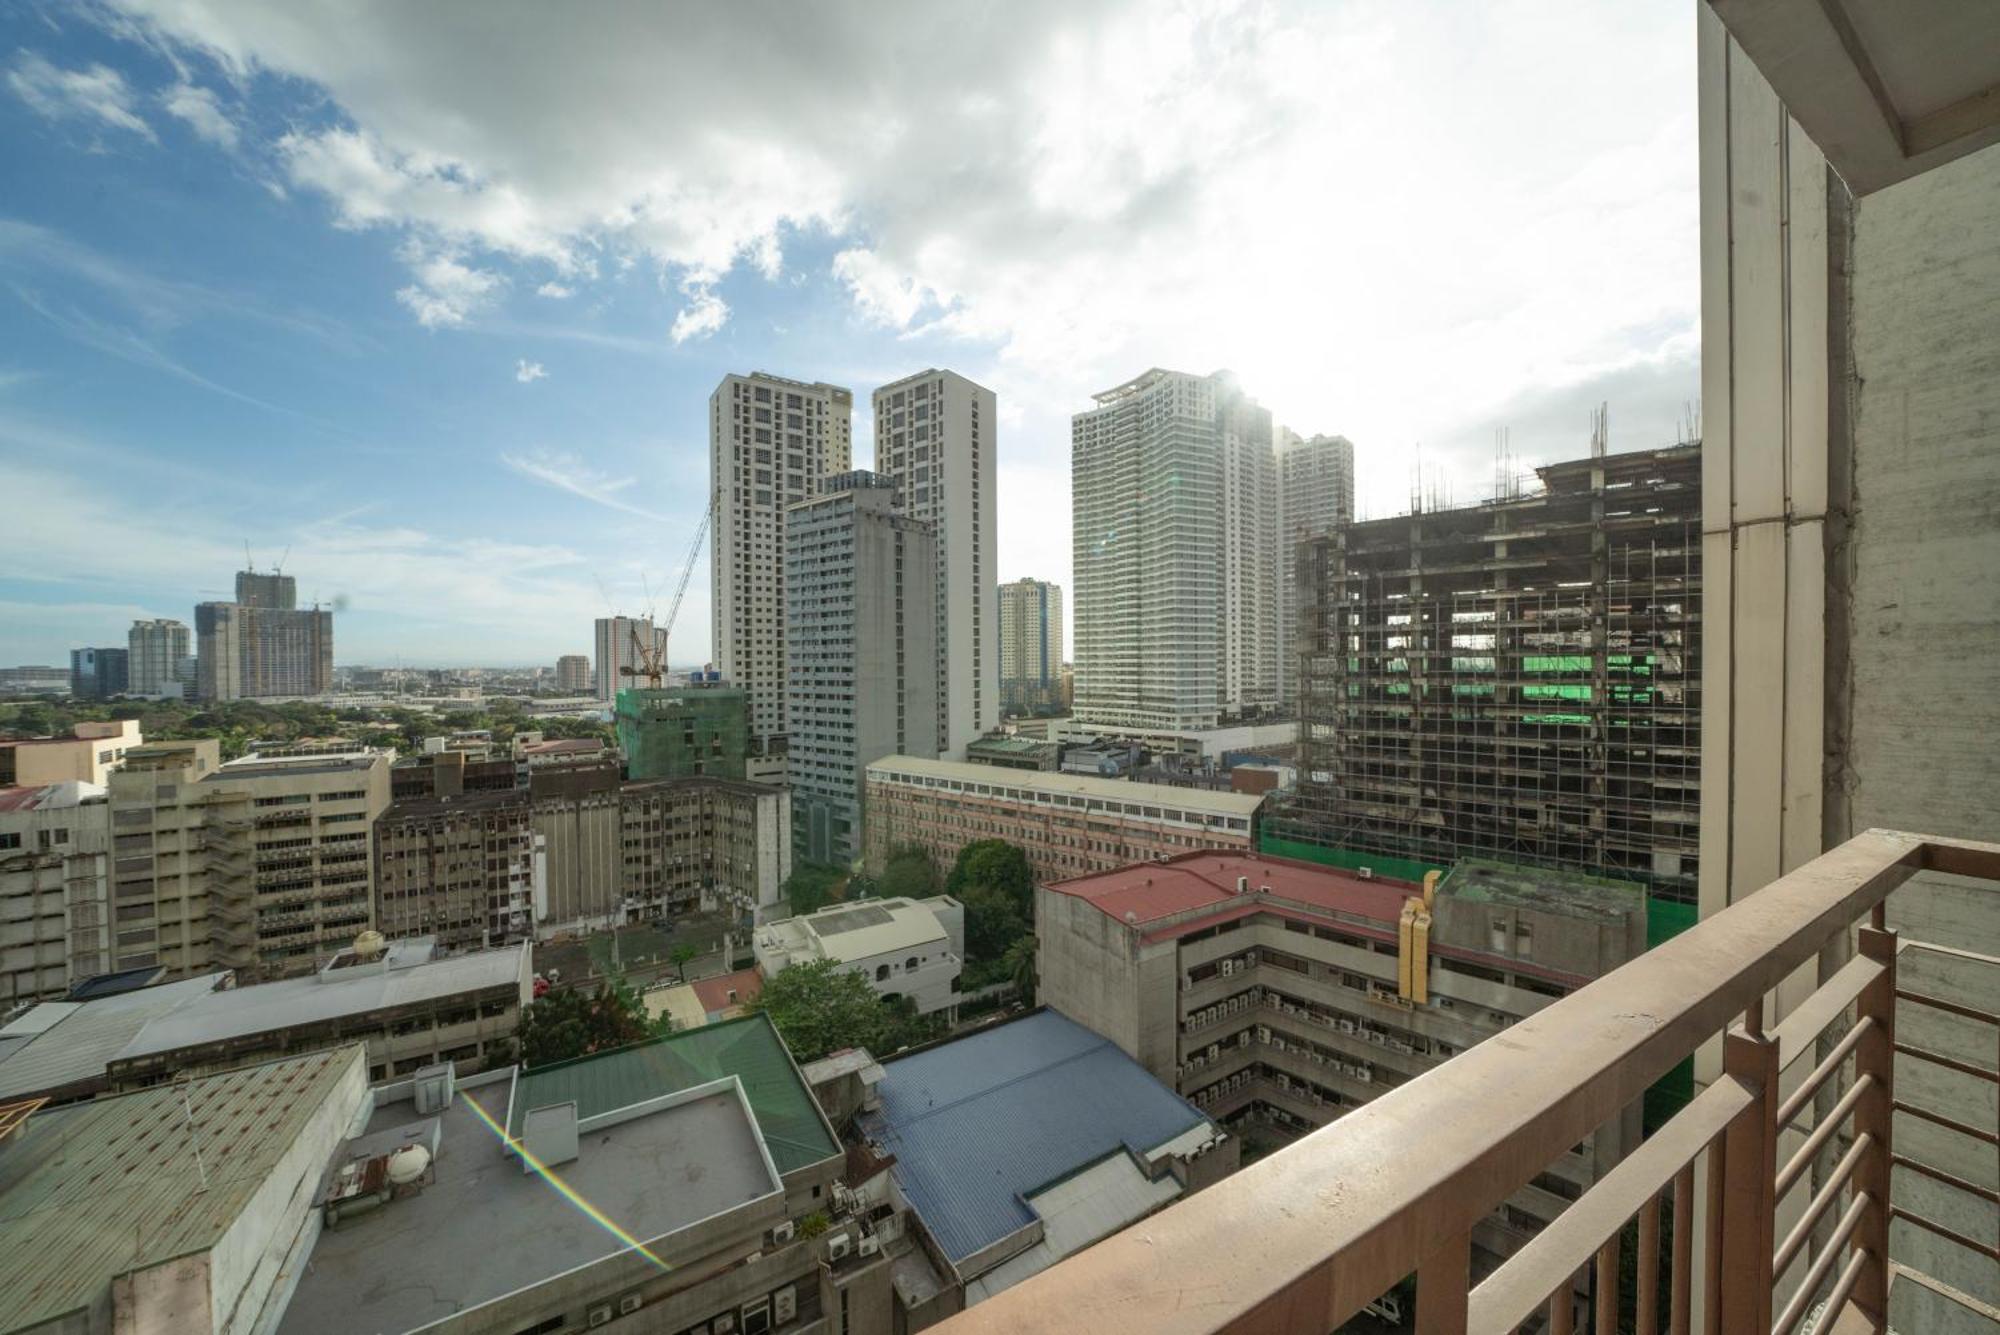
[{"left": 1, "top": 3, "right": 1700, "bottom": 667}]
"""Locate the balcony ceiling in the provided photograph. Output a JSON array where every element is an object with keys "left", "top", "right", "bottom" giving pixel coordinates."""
[{"left": 1713, "top": 0, "right": 2000, "bottom": 194}]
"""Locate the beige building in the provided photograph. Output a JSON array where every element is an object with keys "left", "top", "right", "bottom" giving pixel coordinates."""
[
  {"left": 0, "top": 781, "right": 110, "bottom": 1006},
  {"left": 127, "top": 617, "right": 193, "bottom": 697},
  {"left": 1274, "top": 430, "right": 1354, "bottom": 707},
  {"left": 998, "top": 577, "right": 1064, "bottom": 715},
  {"left": 0, "top": 719, "right": 142, "bottom": 788},
  {"left": 863, "top": 754, "right": 1263, "bottom": 883},
  {"left": 554, "top": 653, "right": 589, "bottom": 692},
  {"left": 376, "top": 790, "right": 541, "bottom": 952}
]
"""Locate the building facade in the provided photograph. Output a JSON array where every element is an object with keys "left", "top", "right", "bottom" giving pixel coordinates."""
[
  {"left": 127, "top": 618, "right": 193, "bottom": 697},
  {"left": 0, "top": 720, "right": 142, "bottom": 788},
  {"left": 753, "top": 895, "right": 965, "bottom": 1015},
  {"left": 592, "top": 615, "right": 664, "bottom": 701},
  {"left": 1275, "top": 431, "right": 1355, "bottom": 706},
  {"left": 68, "top": 647, "right": 128, "bottom": 699},
  {"left": 196, "top": 571, "right": 334, "bottom": 700},
  {"left": 615, "top": 681, "right": 748, "bottom": 780},
  {"left": 1037, "top": 850, "right": 1646, "bottom": 1263},
  {"left": 873, "top": 369, "right": 999, "bottom": 758},
  {"left": 1072, "top": 369, "right": 1278, "bottom": 731},
  {"left": 375, "top": 791, "right": 541, "bottom": 952},
  {"left": 710, "top": 372, "right": 855, "bottom": 766},
  {"left": 785, "top": 472, "right": 939, "bottom": 865},
  {"left": 0, "top": 781, "right": 110, "bottom": 1006},
  {"left": 554, "top": 653, "right": 590, "bottom": 693},
  {"left": 862, "top": 755, "right": 1263, "bottom": 884},
  {"left": 998, "top": 578, "right": 1064, "bottom": 714}
]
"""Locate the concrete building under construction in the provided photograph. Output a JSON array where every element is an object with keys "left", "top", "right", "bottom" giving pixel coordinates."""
[{"left": 1267, "top": 442, "right": 1700, "bottom": 907}]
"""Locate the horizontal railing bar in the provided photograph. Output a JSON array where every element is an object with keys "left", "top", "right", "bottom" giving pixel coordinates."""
[
  {"left": 1892, "top": 1098, "right": 2000, "bottom": 1147},
  {"left": 1775, "top": 1018, "right": 1872, "bottom": 1129},
  {"left": 1469, "top": 1079, "right": 1753, "bottom": 1332},
  {"left": 1776, "top": 1075, "right": 1873, "bottom": 1199},
  {"left": 1894, "top": 986, "right": 1999, "bottom": 1025},
  {"left": 1886, "top": 1260, "right": 2000, "bottom": 1323},
  {"left": 1896, "top": 936, "right": 2000, "bottom": 970},
  {"left": 1770, "top": 1193, "right": 1869, "bottom": 1335},
  {"left": 1893, "top": 1042, "right": 1999, "bottom": 1083},
  {"left": 935, "top": 831, "right": 1949, "bottom": 1335},
  {"left": 1773, "top": 1132, "right": 1872, "bottom": 1277},
  {"left": 1771, "top": 956, "right": 1879, "bottom": 1069},
  {"left": 1890, "top": 1154, "right": 2000, "bottom": 1205},
  {"left": 1918, "top": 832, "right": 2000, "bottom": 881},
  {"left": 1890, "top": 1207, "right": 2000, "bottom": 1263}
]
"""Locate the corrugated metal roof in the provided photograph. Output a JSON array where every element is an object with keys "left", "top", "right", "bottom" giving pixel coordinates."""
[
  {"left": 963, "top": 1151, "right": 1183, "bottom": 1303},
  {"left": 866, "top": 754, "right": 1266, "bottom": 818},
  {"left": 507, "top": 1013, "right": 838, "bottom": 1176},
  {"left": 0, "top": 1047, "right": 361, "bottom": 1332},
  {"left": 0, "top": 976, "right": 228, "bottom": 1100},
  {"left": 859, "top": 1009, "right": 1211, "bottom": 1267}
]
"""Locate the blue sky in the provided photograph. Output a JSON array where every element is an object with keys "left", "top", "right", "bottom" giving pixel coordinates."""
[{"left": 1, "top": 1, "right": 1700, "bottom": 668}]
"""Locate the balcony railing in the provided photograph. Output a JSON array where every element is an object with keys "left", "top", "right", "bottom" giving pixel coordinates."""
[{"left": 941, "top": 829, "right": 1998, "bottom": 1334}]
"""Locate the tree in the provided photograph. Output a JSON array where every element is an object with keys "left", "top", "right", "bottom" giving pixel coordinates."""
[
  {"left": 945, "top": 839, "right": 1033, "bottom": 914},
  {"left": 960, "top": 883, "right": 1027, "bottom": 962},
  {"left": 519, "top": 981, "right": 660, "bottom": 1067},
  {"left": 747, "top": 959, "right": 887, "bottom": 1063},
  {"left": 877, "top": 844, "right": 938, "bottom": 900},
  {"left": 784, "top": 862, "right": 843, "bottom": 916},
  {"left": 670, "top": 942, "right": 698, "bottom": 983},
  {"left": 1003, "top": 933, "right": 1038, "bottom": 1003}
]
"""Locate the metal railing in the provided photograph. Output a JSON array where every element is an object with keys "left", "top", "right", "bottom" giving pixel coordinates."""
[{"left": 938, "top": 829, "right": 1999, "bottom": 1334}]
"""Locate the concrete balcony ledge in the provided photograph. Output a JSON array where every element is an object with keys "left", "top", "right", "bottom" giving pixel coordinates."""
[{"left": 937, "top": 830, "right": 2000, "bottom": 1334}]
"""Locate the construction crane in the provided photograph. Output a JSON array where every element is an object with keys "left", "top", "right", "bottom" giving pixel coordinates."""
[{"left": 618, "top": 496, "right": 713, "bottom": 689}]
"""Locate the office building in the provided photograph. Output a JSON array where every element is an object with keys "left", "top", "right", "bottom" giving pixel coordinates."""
[
  {"left": 873, "top": 369, "right": 999, "bottom": 757},
  {"left": 195, "top": 570, "right": 334, "bottom": 700},
  {"left": 785, "top": 471, "right": 939, "bottom": 865},
  {"left": 375, "top": 791, "right": 542, "bottom": 952},
  {"left": 616, "top": 679, "right": 749, "bottom": 780},
  {"left": 753, "top": 895, "right": 965, "bottom": 1015},
  {"left": 554, "top": 653, "right": 590, "bottom": 692},
  {"left": 1038, "top": 851, "right": 1646, "bottom": 1263},
  {"left": 0, "top": 781, "right": 110, "bottom": 1006},
  {"left": 1269, "top": 443, "right": 1700, "bottom": 905},
  {"left": 1275, "top": 431, "right": 1355, "bottom": 705},
  {"left": 0, "top": 665, "right": 71, "bottom": 695},
  {"left": 864, "top": 755, "right": 1263, "bottom": 884},
  {"left": 592, "top": 614, "right": 665, "bottom": 701},
  {"left": 0, "top": 720, "right": 141, "bottom": 787},
  {"left": 67, "top": 646, "right": 128, "bottom": 699},
  {"left": 999, "top": 577, "right": 1064, "bottom": 714},
  {"left": 1072, "top": 369, "right": 1277, "bottom": 731},
  {"left": 710, "top": 371, "right": 855, "bottom": 769},
  {"left": 127, "top": 617, "right": 193, "bottom": 696}
]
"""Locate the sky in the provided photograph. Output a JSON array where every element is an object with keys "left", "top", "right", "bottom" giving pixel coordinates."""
[{"left": 0, "top": 1, "right": 1700, "bottom": 669}]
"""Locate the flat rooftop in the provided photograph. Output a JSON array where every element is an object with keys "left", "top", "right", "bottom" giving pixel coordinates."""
[
  {"left": 800, "top": 897, "right": 952, "bottom": 963},
  {"left": 1046, "top": 851, "right": 1418, "bottom": 929},
  {"left": 866, "top": 755, "right": 1265, "bottom": 820},
  {"left": 205, "top": 753, "right": 382, "bottom": 781},
  {"left": 277, "top": 1076, "right": 778, "bottom": 1335}
]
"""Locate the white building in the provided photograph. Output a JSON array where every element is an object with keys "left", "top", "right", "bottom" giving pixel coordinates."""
[
  {"left": 1072, "top": 369, "right": 1278, "bottom": 731},
  {"left": 126, "top": 618, "right": 193, "bottom": 697},
  {"left": 872, "top": 369, "right": 998, "bottom": 758},
  {"left": 593, "top": 616, "right": 665, "bottom": 702},
  {"left": 710, "top": 372, "right": 855, "bottom": 767},
  {"left": 784, "top": 472, "right": 938, "bottom": 866},
  {"left": 1274, "top": 431, "right": 1355, "bottom": 706},
  {"left": 753, "top": 895, "right": 965, "bottom": 1016},
  {"left": 998, "top": 578, "right": 1064, "bottom": 714},
  {"left": 0, "top": 780, "right": 110, "bottom": 1007}
]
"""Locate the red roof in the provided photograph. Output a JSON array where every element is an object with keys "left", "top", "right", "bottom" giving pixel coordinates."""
[
  {"left": 690, "top": 967, "right": 762, "bottom": 1015},
  {"left": 1047, "top": 851, "right": 1419, "bottom": 928},
  {"left": 0, "top": 786, "right": 46, "bottom": 812}
]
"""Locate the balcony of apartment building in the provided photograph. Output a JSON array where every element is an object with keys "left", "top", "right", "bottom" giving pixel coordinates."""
[{"left": 941, "top": 5, "right": 2000, "bottom": 1333}]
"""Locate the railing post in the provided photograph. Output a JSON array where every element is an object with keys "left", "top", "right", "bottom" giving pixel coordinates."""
[
  {"left": 1717, "top": 1020, "right": 1779, "bottom": 1333},
  {"left": 1414, "top": 1230, "right": 1470, "bottom": 1335},
  {"left": 1851, "top": 922, "right": 1898, "bottom": 1321}
]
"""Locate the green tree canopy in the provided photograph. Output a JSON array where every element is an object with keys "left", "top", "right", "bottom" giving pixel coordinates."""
[
  {"left": 747, "top": 958, "right": 888, "bottom": 1063},
  {"left": 519, "top": 980, "right": 661, "bottom": 1068},
  {"left": 945, "top": 839, "right": 1033, "bottom": 913},
  {"left": 960, "top": 883, "right": 1028, "bottom": 962},
  {"left": 877, "top": 844, "right": 939, "bottom": 900},
  {"left": 784, "top": 861, "right": 844, "bottom": 916}
]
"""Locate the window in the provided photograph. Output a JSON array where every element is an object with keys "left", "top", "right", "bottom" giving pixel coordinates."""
[
  {"left": 905, "top": 956, "right": 919, "bottom": 971},
  {"left": 876, "top": 963, "right": 890, "bottom": 981}
]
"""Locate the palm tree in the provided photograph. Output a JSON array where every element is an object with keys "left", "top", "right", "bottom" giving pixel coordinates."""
[
  {"left": 670, "top": 942, "right": 698, "bottom": 983},
  {"left": 1003, "top": 934, "right": 1037, "bottom": 1004}
]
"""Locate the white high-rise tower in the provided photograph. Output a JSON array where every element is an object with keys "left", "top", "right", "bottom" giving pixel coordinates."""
[{"left": 1276, "top": 430, "right": 1355, "bottom": 705}]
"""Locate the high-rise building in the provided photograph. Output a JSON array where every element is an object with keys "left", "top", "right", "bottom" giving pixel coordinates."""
[
  {"left": 374, "top": 790, "right": 541, "bottom": 952},
  {"left": 998, "top": 578, "right": 1064, "bottom": 714},
  {"left": 872, "top": 369, "right": 998, "bottom": 757},
  {"left": 235, "top": 569, "right": 296, "bottom": 609},
  {"left": 194, "top": 569, "right": 333, "bottom": 700},
  {"left": 592, "top": 616, "right": 664, "bottom": 701},
  {"left": 0, "top": 779, "right": 111, "bottom": 1005},
  {"left": 127, "top": 618, "right": 193, "bottom": 697},
  {"left": 1072, "top": 369, "right": 1277, "bottom": 731},
  {"left": 68, "top": 647, "right": 128, "bottom": 699},
  {"left": 709, "top": 372, "right": 854, "bottom": 766},
  {"left": 1275, "top": 431, "right": 1355, "bottom": 706},
  {"left": 784, "top": 472, "right": 938, "bottom": 865},
  {"left": 554, "top": 653, "right": 590, "bottom": 693}
]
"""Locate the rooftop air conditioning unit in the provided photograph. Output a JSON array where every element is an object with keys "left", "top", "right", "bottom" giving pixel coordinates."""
[
  {"left": 1356, "top": 866, "right": 1375, "bottom": 879},
  {"left": 619, "top": 1294, "right": 644, "bottom": 1316},
  {"left": 827, "top": 1233, "right": 852, "bottom": 1262},
  {"left": 587, "top": 1305, "right": 612, "bottom": 1329},
  {"left": 772, "top": 1220, "right": 796, "bottom": 1244},
  {"left": 859, "top": 1234, "right": 881, "bottom": 1257}
]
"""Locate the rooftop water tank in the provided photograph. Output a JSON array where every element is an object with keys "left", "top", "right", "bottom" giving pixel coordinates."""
[{"left": 386, "top": 1144, "right": 430, "bottom": 1185}]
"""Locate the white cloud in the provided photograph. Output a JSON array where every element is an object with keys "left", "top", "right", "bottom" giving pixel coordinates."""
[
  {"left": 668, "top": 281, "right": 727, "bottom": 344},
  {"left": 159, "top": 81, "right": 238, "bottom": 148},
  {"left": 514, "top": 357, "right": 547, "bottom": 382},
  {"left": 535, "top": 281, "right": 573, "bottom": 299},
  {"left": 7, "top": 52, "right": 155, "bottom": 140},
  {"left": 394, "top": 247, "right": 503, "bottom": 327},
  {"left": 502, "top": 449, "right": 666, "bottom": 521}
]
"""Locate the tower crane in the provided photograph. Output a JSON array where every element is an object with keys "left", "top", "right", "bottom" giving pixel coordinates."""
[{"left": 618, "top": 495, "right": 714, "bottom": 689}]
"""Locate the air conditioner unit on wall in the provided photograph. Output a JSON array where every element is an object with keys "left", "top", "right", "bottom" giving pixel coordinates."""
[
  {"left": 587, "top": 1305, "right": 612, "bottom": 1329},
  {"left": 772, "top": 1220, "right": 796, "bottom": 1244},
  {"left": 618, "top": 1294, "right": 644, "bottom": 1316}
]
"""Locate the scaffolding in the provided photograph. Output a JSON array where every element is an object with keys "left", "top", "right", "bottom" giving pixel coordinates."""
[{"left": 1270, "top": 443, "right": 1701, "bottom": 904}]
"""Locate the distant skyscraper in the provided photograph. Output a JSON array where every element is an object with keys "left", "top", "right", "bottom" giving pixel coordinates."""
[
  {"left": 593, "top": 617, "right": 664, "bottom": 701},
  {"left": 69, "top": 647, "right": 129, "bottom": 699},
  {"left": 195, "top": 569, "right": 333, "bottom": 700},
  {"left": 195, "top": 603, "right": 243, "bottom": 701},
  {"left": 555, "top": 654, "right": 590, "bottom": 693},
  {"left": 1276, "top": 431, "right": 1356, "bottom": 706},
  {"left": 235, "top": 570, "right": 296, "bottom": 609},
  {"left": 872, "top": 369, "right": 998, "bottom": 758},
  {"left": 1072, "top": 369, "right": 1277, "bottom": 730},
  {"left": 784, "top": 472, "right": 938, "bottom": 865},
  {"left": 999, "top": 579, "right": 1064, "bottom": 714},
  {"left": 128, "top": 619, "right": 193, "bottom": 696},
  {"left": 710, "top": 373, "right": 854, "bottom": 766}
]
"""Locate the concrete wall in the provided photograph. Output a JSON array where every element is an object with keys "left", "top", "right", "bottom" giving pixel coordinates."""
[{"left": 1034, "top": 887, "right": 1144, "bottom": 1063}]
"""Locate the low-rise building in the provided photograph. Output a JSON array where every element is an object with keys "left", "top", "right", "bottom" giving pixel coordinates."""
[
  {"left": 863, "top": 755, "right": 1264, "bottom": 884},
  {"left": 0, "top": 719, "right": 142, "bottom": 787},
  {"left": 754, "top": 895, "right": 964, "bottom": 1015},
  {"left": 1036, "top": 851, "right": 1648, "bottom": 1263},
  {"left": 643, "top": 965, "right": 762, "bottom": 1031},
  {"left": 964, "top": 734, "right": 1060, "bottom": 771},
  {"left": 0, "top": 781, "right": 110, "bottom": 1006}
]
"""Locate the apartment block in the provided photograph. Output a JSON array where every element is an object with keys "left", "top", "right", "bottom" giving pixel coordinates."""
[
  {"left": 593, "top": 614, "right": 665, "bottom": 701},
  {"left": 0, "top": 720, "right": 142, "bottom": 787},
  {"left": 785, "top": 472, "right": 939, "bottom": 865},
  {"left": 873, "top": 369, "right": 999, "bottom": 757},
  {"left": 863, "top": 755, "right": 1263, "bottom": 884},
  {"left": 1037, "top": 850, "right": 1646, "bottom": 1263},
  {"left": 127, "top": 617, "right": 193, "bottom": 696},
  {"left": 1072, "top": 369, "right": 1277, "bottom": 731},
  {"left": 196, "top": 570, "right": 334, "bottom": 700},
  {"left": 0, "top": 781, "right": 110, "bottom": 1006},
  {"left": 554, "top": 653, "right": 590, "bottom": 693},
  {"left": 710, "top": 371, "right": 854, "bottom": 763},
  {"left": 999, "top": 577, "right": 1064, "bottom": 714},
  {"left": 1271, "top": 443, "right": 1700, "bottom": 904},
  {"left": 375, "top": 791, "right": 541, "bottom": 952},
  {"left": 68, "top": 646, "right": 128, "bottom": 699},
  {"left": 1275, "top": 431, "right": 1355, "bottom": 706}
]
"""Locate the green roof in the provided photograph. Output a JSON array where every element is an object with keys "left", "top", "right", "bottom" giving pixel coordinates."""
[
  {"left": 507, "top": 1014, "right": 838, "bottom": 1176},
  {"left": 1437, "top": 858, "right": 1644, "bottom": 921}
]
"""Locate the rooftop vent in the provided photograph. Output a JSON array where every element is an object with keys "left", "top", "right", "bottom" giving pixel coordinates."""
[{"left": 1236, "top": 876, "right": 1249, "bottom": 894}]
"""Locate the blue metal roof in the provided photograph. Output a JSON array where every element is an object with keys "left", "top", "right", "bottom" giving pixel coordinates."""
[{"left": 860, "top": 1009, "right": 1208, "bottom": 1266}]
